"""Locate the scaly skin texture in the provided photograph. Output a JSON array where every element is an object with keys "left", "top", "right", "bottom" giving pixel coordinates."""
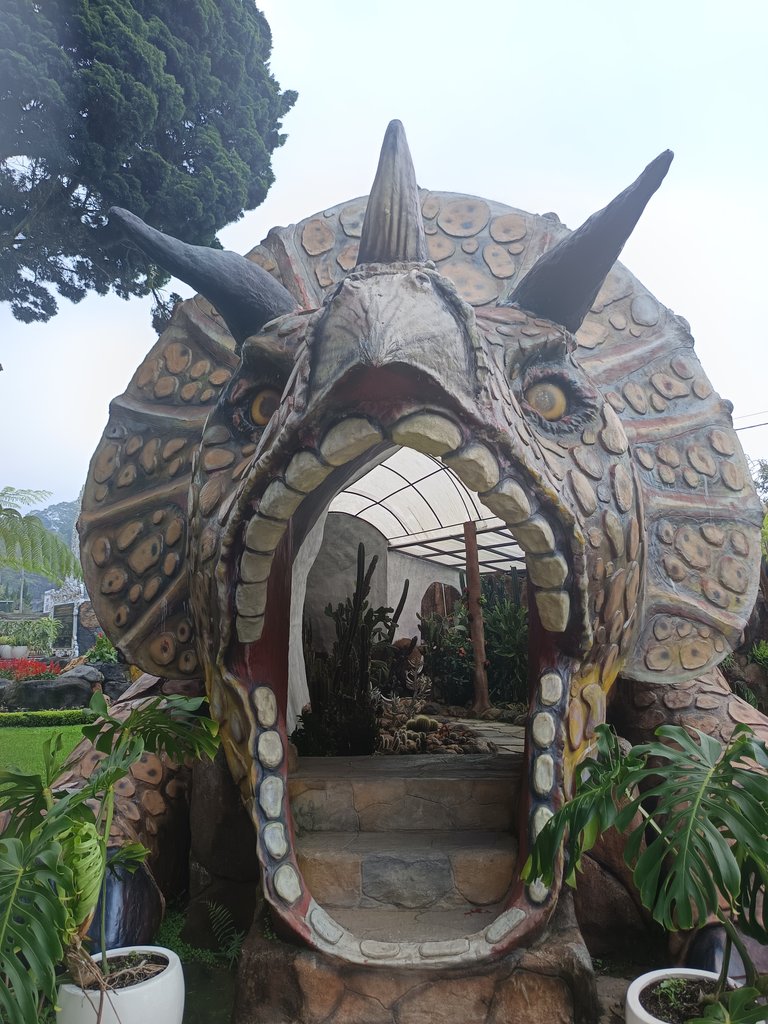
[{"left": 79, "top": 129, "right": 763, "bottom": 970}]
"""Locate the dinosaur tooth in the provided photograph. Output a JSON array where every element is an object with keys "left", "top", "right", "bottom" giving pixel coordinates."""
[
  {"left": 240, "top": 551, "right": 273, "bottom": 583},
  {"left": 527, "top": 553, "right": 569, "bottom": 589},
  {"left": 285, "top": 450, "right": 333, "bottom": 492},
  {"left": 532, "top": 712, "right": 557, "bottom": 748},
  {"left": 274, "top": 864, "right": 302, "bottom": 903},
  {"left": 263, "top": 821, "right": 288, "bottom": 859},
  {"left": 244, "top": 514, "right": 287, "bottom": 552},
  {"left": 391, "top": 412, "right": 462, "bottom": 455},
  {"left": 511, "top": 516, "right": 556, "bottom": 555},
  {"left": 259, "top": 775, "right": 284, "bottom": 819},
  {"left": 532, "top": 805, "right": 554, "bottom": 839},
  {"left": 253, "top": 686, "right": 278, "bottom": 727},
  {"left": 481, "top": 477, "right": 532, "bottom": 525},
  {"left": 444, "top": 442, "right": 500, "bottom": 492},
  {"left": 533, "top": 755, "right": 555, "bottom": 796},
  {"left": 535, "top": 591, "right": 571, "bottom": 633},
  {"left": 235, "top": 582, "right": 267, "bottom": 617},
  {"left": 257, "top": 730, "right": 283, "bottom": 769},
  {"left": 259, "top": 480, "right": 304, "bottom": 520},
  {"left": 320, "top": 417, "right": 383, "bottom": 465},
  {"left": 236, "top": 614, "right": 264, "bottom": 643}
]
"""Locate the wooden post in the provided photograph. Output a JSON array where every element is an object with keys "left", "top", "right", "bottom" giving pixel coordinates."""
[{"left": 463, "top": 520, "right": 490, "bottom": 714}]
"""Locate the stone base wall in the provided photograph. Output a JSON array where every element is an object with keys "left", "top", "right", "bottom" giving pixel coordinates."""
[{"left": 233, "top": 896, "right": 597, "bottom": 1024}]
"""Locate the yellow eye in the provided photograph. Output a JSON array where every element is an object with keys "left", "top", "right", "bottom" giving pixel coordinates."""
[
  {"left": 524, "top": 381, "right": 567, "bottom": 421},
  {"left": 250, "top": 388, "right": 280, "bottom": 426}
]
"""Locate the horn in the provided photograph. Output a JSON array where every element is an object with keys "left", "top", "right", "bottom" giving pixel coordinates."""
[
  {"left": 109, "top": 207, "right": 298, "bottom": 347},
  {"left": 356, "top": 120, "right": 427, "bottom": 265},
  {"left": 502, "top": 151, "right": 673, "bottom": 333}
]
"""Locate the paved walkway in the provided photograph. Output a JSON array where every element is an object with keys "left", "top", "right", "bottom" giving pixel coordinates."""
[{"left": 456, "top": 718, "right": 526, "bottom": 753}]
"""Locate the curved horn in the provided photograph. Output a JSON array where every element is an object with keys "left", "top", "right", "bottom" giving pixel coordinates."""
[
  {"left": 502, "top": 151, "right": 673, "bottom": 333},
  {"left": 109, "top": 207, "right": 298, "bottom": 347},
  {"left": 356, "top": 120, "right": 427, "bottom": 265}
]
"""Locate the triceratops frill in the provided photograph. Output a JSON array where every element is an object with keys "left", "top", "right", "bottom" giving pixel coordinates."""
[{"left": 79, "top": 121, "right": 763, "bottom": 973}]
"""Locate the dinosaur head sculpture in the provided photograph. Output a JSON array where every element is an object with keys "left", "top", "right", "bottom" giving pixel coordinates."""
[{"left": 79, "top": 122, "right": 762, "bottom": 967}]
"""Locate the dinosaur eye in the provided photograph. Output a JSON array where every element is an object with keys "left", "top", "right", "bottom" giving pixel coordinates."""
[
  {"left": 524, "top": 381, "right": 567, "bottom": 421},
  {"left": 250, "top": 388, "right": 280, "bottom": 426}
]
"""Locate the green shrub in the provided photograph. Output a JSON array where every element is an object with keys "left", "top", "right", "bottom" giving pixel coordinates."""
[
  {"left": 750, "top": 639, "right": 768, "bottom": 671},
  {"left": 84, "top": 632, "right": 118, "bottom": 664},
  {"left": 0, "top": 709, "right": 92, "bottom": 728},
  {"left": 419, "top": 572, "right": 529, "bottom": 707},
  {"left": 2, "top": 618, "right": 60, "bottom": 656},
  {"left": 419, "top": 609, "right": 473, "bottom": 705}
]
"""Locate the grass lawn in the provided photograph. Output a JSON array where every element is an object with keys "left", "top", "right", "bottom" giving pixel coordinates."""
[{"left": 0, "top": 725, "right": 83, "bottom": 775}]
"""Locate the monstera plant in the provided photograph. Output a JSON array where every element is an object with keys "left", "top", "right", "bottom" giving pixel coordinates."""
[
  {"left": 524, "top": 723, "right": 768, "bottom": 1023},
  {"left": 0, "top": 692, "right": 218, "bottom": 1024}
]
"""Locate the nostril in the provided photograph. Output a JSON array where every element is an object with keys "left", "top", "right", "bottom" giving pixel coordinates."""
[{"left": 409, "top": 270, "right": 432, "bottom": 290}]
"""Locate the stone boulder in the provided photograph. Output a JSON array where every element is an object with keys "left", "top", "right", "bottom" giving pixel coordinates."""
[{"left": 0, "top": 669, "right": 100, "bottom": 710}]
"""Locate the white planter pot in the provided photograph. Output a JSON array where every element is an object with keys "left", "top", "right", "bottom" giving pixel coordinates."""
[
  {"left": 626, "top": 968, "right": 736, "bottom": 1024},
  {"left": 0, "top": 644, "right": 11, "bottom": 659},
  {"left": 57, "top": 946, "right": 184, "bottom": 1024},
  {"left": 10, "top": 645, "right": 28, "bottom": 658}
]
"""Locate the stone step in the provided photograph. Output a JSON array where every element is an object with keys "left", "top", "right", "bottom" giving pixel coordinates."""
[
  {"left": 289, "top": 752, "right": 523, "bottom": 834},
  {"left": 322, "top": 904, "right": 505, "bottom": 944},
  {"left": 296, "top": 829, "right": 518, "bottom": 910}
]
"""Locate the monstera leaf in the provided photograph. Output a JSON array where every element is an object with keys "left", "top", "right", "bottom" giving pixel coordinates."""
[
  {"left": 526, "top": 723, "right": 768, "bottom": 935},
  {"left": 0, "top": 832, "right": 72, "bottom": 1024}
]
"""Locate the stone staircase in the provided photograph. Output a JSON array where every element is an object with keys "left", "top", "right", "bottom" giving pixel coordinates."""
[{"left": 288, "top": 749, "right": 525, "bottom": 943}]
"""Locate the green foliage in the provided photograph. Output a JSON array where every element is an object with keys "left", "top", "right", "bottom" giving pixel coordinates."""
[
  {"left": 1, "top": 0, "right": 297, "bottom": 325},
  {"left": 0, "top": 488, "right": 81, "bottom": 583},
  {"left": 0, "top": 710, "right": 90, "bottom": 729},
  {"left": 419, "top": 572, "right": 528, "bottom": 707},
  {"left": 0, "top": 692, "right": 219, "bottom": 1021},
  {"left": 154, "top": 909, "right": 220, "bottom": 968},
  {"left": 751, "top": 460, "right": 768, "bottom": 502},
  {"left": 84, "top": 632, "right": 118, "bottom": 664},
  {"left": 749, "top": 640, "right": 768, "bottom": 671},
  {"left": 525, "top": 723, "right": 768, "bottom": 1024},
  {"left": 483, "top": 599, "right": 528, "bottom": 706},
  {"left": 205, "top": 901, "right": 244, "bottom": 968},
  {"left": 294, "top": 544, "right": 408, "bottom": 756},
  {"left": 2, "top": 618, "right": 60, "bottom": 656},
  {"left": 419, "top": 606, "right": 473, "bottom": 705},
  {"left": 154, "top": 903, "right": 243, "bottom": 969}
]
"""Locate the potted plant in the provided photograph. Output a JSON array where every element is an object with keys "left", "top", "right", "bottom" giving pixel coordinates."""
[
  {"left": 18, "top": 617, "right": 60, "bottom": 658},
  {"left": 0, "top": 636, "right": 12, "bottom": 659},
  {"left": 524, "top": 722, "right": 768, "bottom": 1024},
  {"left": 0, "top": 690, "right": 219, "bottom": 1024}
]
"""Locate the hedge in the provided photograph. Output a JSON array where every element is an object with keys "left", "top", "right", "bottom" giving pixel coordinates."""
[{"left": 0, "top": 709, "right": 92, "bottom": 728}]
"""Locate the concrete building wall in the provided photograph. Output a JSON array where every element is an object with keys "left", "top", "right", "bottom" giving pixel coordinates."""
[
  {"left": 387, "top": 551, "right": 462, "bottom": 642},
  {"left": 304, "top": 513, "right": 389, "bottom": 654}
]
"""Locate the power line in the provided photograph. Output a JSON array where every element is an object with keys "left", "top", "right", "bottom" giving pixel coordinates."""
[{"left": 735, "top": 421, "right": 768, "bottom": 433}]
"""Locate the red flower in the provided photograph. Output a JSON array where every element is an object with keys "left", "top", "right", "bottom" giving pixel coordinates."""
[{"left": 0, "top": 658, "right": 62, "bottom": 682}]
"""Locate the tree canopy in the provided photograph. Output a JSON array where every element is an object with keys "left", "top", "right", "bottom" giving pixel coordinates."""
[{"left": 0, "top": 1, "right": 296, "bottom": 323}]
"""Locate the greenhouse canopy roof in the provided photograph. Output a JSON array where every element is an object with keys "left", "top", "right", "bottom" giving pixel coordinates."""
[{"left": 328, "top": 448, "right": 525, "bottom": 573}]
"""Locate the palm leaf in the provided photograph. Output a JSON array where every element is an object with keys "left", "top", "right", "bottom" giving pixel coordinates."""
[{"left": 0, "top": 507, "right": 81, "bottom": 582}]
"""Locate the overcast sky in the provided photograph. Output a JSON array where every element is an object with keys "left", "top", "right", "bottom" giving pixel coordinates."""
[{"left": 2, "top": 0, "right": 767, "bottom": 506}]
